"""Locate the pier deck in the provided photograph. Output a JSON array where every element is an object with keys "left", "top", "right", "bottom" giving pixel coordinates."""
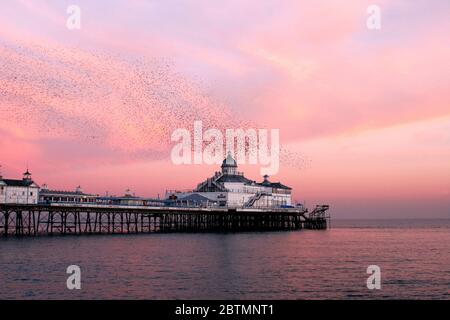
[{"left": 0, "top": 204, "right": 328, "bottom": 237}]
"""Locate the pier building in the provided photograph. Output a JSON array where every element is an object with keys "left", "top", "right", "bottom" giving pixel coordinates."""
[
  {"left": 0, "top": 170, "right": 39, "bottom": 204},
  {"left": 166, "top": 152, "right": 292, "bottom": 208},
  {"left": 39, "top": 185, "right": 97, "bottom": 204}
]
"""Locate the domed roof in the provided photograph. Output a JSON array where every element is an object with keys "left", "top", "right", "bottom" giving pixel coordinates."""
[{"left": 222, "top": 152, "right": 237, "bottom": 167}]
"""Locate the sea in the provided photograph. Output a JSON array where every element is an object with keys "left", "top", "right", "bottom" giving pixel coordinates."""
[{"left": 0, "top": 219, "right": 449, "bottom": 300}]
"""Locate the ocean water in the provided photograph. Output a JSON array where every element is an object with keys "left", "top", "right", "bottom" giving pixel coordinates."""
[{"left": 0, "top": 219, "right": 449, "bottom": 300}]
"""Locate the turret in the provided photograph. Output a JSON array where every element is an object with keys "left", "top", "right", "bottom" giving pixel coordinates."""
[
  {"left": 221, "top": 151, "right": 237, "bottom": 175},
  {"left": 23, "top": 168, "right": 32, "bottom": 181}
]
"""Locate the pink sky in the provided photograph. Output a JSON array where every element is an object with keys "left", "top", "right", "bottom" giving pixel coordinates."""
[{"left": 0, "top": 0, "right": 449, "bottom": 218}]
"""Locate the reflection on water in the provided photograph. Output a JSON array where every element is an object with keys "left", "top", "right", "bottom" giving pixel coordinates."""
[{"left": 0, "top": 220, "right": 449, "bottom": 299}]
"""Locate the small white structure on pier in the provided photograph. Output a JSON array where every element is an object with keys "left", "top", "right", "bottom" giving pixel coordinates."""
[
  {"left": 166, "top": 152, "right": 292, "bottom": 208},
  {"left": 39, "top": 185, "right": 98, "bottom": 204},
  {"left": 0, "top": 169, "right": 39, "bottom": 204}
]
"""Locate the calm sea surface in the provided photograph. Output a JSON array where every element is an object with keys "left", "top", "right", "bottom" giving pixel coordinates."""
[{"left": 1, "top": 219, "right": 449, "bottom": 299}]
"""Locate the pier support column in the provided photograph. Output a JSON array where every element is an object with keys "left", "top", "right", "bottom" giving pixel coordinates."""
[{"left": 3, "top": 211, "right": 9, "bottom": 237}]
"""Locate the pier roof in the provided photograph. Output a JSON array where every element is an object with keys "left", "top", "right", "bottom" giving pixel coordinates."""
[
  {"left": 0, "top": 179, "right": 37, "bottom": 187},
  {"left": 215, "top": 174, "right": 254, "bottom": 184},
  {"left": 257, "top": 175, "right": 291, "bottom": 190},
  {"left": 265, "top": 182, "right": 292, "bottom": 190},
  {"left": 40, "top": 189, "right": 96, "bottom": 196},
  {"left": 178, "top": 194, "right": 211, "bottom": 202}
]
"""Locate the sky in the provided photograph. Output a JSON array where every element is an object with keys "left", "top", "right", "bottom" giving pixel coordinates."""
[{"left": 0, "top": 0, "right": 449, "bottom": 218}]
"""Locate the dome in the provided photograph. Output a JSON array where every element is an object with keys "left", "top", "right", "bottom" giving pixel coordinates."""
[{"left": 222, "top": 152, "right": 237, "bottom": 167}]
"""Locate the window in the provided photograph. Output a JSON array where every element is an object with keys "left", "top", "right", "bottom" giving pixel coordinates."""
[{"left": 30, "top": 192, "right": 33, "bottom": 196}]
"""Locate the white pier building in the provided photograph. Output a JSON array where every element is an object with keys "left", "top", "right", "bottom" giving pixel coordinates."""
[
  {"left": 166, "top": 153, "right": 292, "bottom": 208},
  {"left": 0, "top": 170, "right": 40, "bottom": 204}
]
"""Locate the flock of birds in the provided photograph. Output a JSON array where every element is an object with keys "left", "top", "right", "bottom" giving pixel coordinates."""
[{"left": 0, "top": 41, "right": 310, "bottom": 171}]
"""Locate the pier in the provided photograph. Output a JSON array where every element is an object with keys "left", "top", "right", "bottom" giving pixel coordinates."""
[{"left": 0, "top": 204, "right": 329, "bottom": 237}]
